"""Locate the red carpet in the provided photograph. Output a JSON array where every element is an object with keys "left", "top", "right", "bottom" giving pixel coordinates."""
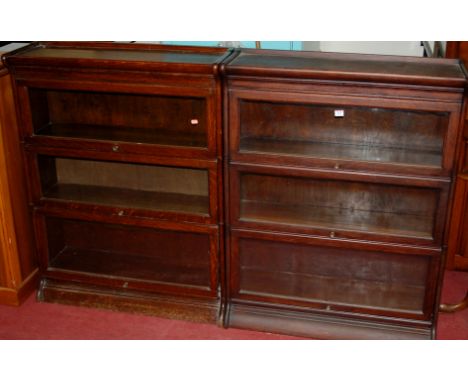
[
  {"left": 0, "top": 270, "right": 466, "bottom": 340},
  {"left": 436, "top": 270, "right": 468, "bottom": 339}
]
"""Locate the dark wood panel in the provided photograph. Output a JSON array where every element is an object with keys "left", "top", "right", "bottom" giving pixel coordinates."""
[
  {"left": 239, "top": 100, "right": 447, "bottom": 156},
  {"left": 462, "top": 142, "right": 468, "bottom": 173},
  {"left": 447, "top": 176, "right": 468, "bottom": 270},
  {"left": 51, "top": 247, "right": 209, "bottom": 287},
  {"left": 446, "top": 41, "right": 468, "bottom": 65},
  {"left": 237, "top": 236, "right": 429, "bottom": 313},
  {"left": 235, "top": 171, "right": 440, "bottom": 242},
  {"left": 45, "top": 184, "right": 209, "bottom": 216},
  {"left": 46, "top": 217, "right": 212, "bottom": 288},
  {"left": 240, "top": 200, "right": 434, "bottom": 240},
  {"left": 37, "top": 156, "right": 210, "bottom": 215},
  {"left": 31, "top": 89, "right": 208, "bottom": 145}
]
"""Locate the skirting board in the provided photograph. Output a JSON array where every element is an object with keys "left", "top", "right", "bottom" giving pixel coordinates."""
[
  {"left": 226, "top": 303, "right": 433, "bottom": 340},
  {"left": 38, "top": 278, "right": 222, "bottom": 324},
  {"left": 0, "top": 268, "right": 39, "bottom": 306}
]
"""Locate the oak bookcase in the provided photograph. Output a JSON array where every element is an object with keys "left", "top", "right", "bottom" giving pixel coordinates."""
[
  {"left": 3, "top": 42, "right": 467, "bottom": 339},
  {"left": 222, "top": 49, "right": 467, "bottom": 339},
  {"left": 4, "top": 42, "right": 231, "bottom": 322}
]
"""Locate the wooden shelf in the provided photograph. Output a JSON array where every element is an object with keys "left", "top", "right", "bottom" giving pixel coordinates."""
[
  {"left": 44, "top": 183, "right": 209, "bottom": 215},
  {"left": 51, "top": 246, "right": 210, "bottom": 287},
  {"left": 240, "top": 200, "right": 434, "bottom": 239},
  {"left": 241, "top": 137, "right": 442, "bottom": 168},
  {"left": 37, "top": 123, "right": 207, "bottom": 148},
  {"left": 45, "top": 215, "right": 214, "bottom": 289},
  {"left": 241, "top": 267, "right": 425, "bottom": 312}
]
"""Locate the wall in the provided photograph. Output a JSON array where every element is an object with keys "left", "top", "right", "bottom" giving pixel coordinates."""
[{"left": 315, "top": 41, "right": 425, "bottom": 56}]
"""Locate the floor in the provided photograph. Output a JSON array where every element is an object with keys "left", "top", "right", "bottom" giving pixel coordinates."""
[{"left": 0, "top": 270, "right": 466, "bottom": 340}]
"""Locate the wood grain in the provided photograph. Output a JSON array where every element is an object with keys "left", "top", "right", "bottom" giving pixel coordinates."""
[{"left": 0, "top": 49, "right": 38, "bottom": 305}]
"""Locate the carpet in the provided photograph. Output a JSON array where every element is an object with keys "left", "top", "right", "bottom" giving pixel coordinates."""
[{"left": 0, "top": 270, "right": 466, "bottom": 340}]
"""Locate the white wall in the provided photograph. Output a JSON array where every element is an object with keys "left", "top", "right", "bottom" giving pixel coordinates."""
[{"left": 304, "top": 41, "right": 425, "bottom": 57}]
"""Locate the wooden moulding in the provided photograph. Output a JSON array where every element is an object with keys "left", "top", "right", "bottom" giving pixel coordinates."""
[
  {"left": 38, "top": 278, "right": 221, "bottom": 324},
  {"left": 0, "top": 270, "right": 39, "bottom": 306},
  {"left": 227, "top": 303, "right": 432, "bottom": 340}
]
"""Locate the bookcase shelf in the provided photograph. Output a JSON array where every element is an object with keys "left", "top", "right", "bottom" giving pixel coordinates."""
[
  {"left": 240, "top": 137, "right": 442, "bottom": 168},
  {"left": 37, "top": 123, "right": 207, "bottom": 148}
]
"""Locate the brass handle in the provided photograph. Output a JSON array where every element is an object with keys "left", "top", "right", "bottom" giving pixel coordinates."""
[{"left": 112, "top": 145, "right": 120, "bottom": 152}]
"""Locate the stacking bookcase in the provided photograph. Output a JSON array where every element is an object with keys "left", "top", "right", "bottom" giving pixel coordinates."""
[
  {"left": 5, "top": 42, "right": 232, "bottom": 322},
  {"left": 3, "top": 43, "right": 467, "bottom": 338},
  {"left": 222, "top": 49, "right": 467, "bottom": 339}
]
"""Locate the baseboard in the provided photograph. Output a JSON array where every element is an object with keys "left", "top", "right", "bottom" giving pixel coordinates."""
[
  {"left": 38, "top": 278, "right": 221, "bottom": 324},
  {"left": 227, "top": 302, "right": 432, "bottom": 340},
  {"left": 0, "top": 268, "right": 39, "bottom": 306}
]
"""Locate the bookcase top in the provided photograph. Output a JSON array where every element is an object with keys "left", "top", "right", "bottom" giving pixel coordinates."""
[
  {"left": 4, "top": 42, "right": 231, "bottom": 74},
  {"left": 226, "top": 49, "right": 467, "bottom": 88}
]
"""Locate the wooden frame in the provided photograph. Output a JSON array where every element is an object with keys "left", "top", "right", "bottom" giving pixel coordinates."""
[{"left": 0, "top": 44, "right": 38, "bottom": 305}]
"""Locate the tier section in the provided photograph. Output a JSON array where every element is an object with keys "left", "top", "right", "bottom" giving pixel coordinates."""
[
  {"left": 229, "top": 230, "right": 438, "bottom": 319},
  {"left": 228, "top": 89, "right": 462, "bottom": 176},
  {"left": 230, "top": 167, "right": 445, "bottom": 244},
  {"left": 238, "top": 100, "right": 447, "bottom": 168},
  {"left": 236, "top": 237, "right": 428, "bottom": 313},
  {"left": 36, "top": 155, "right": 211, "bottom": 218},
  {"left": 29, "top": 88, "right": 208, "bottom": 149},
  {"left": 44, "top": 216, "right": 213, "bottom": 289}
]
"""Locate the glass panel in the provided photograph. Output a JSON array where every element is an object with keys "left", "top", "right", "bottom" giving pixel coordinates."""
[
  {"left": 29, "top": 89, "right": 207, "bottom": 148},
  {"left": 240, "top": 173, "right": 438, "bottom": 239},
  {"left": 238, "top": 237, "right": 429, "bottom": 312},
  {"left": 38, "top": 156, "right": 209, "bottom": 215},
  {"left": 239, "top": 100, "right": 448, "bottom": 168},
  {"left": 46, "top": 217, "right": 211, "bottom": 287}
]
